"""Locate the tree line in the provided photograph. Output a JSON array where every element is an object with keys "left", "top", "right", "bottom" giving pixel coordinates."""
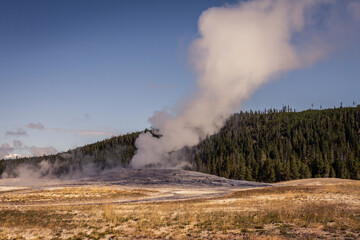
[
  {"left": 192, "top": 107, "right": 360, "bottom": 182},
  {"left": 0, "top": 107, "right": 359, "bottom": 182},
  {"left": 0, "top": 132, "right": 140, "bottom": 178}
]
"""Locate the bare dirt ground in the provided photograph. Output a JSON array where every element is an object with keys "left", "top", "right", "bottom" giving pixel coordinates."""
[{"left": 0, "top": 169, "right": 359, "bottom": 239}]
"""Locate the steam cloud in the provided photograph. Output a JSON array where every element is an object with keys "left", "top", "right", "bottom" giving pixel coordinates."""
[
  {"left": 130, "top": 0, "right": 360, "bottom": 169},
  {"left": 0, "top": 151, "right": 102, "bottom": 185}
]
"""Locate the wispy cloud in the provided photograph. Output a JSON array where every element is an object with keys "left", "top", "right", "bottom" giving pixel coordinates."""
[
  {"left": 0, "top": 141, "right": 57, "bottom": 159},
  {"left": 5, "top": 128, "right": 27, "bottom": 136},
  {"left": 81, "top": 114, "right": 90, "bottom": 121},
  {"left": 13, "top": 140, "right": 23, "bottom": 149},
  {"left": 0, "top": 143, "right": 14, "bottom": 159},
  {"left": 25, "top": 122, "right": 118, "bottom": 137},
  {"left": 27, "top": 122, "right": 45, "bottom": 130},
  {"left": 30, "top": 146, "right": 57, "bottom": 156},
  {"left": 46, "top": 128, "right": 118, "bottom": 136},
  {"left": 0, "top": 143, "right": 13, "bottom": 153}
]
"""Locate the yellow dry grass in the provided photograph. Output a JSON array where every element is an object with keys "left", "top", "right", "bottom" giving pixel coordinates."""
[
  {"left": 0, "top": 179, "right": 359, "bottom": 239},
  {"left": 0, "top": 186, "right": 156, "bottom": 204}
]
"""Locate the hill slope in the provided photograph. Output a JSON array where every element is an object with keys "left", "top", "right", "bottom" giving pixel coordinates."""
[
  {"left": 0, "top": 131, "right": 140, "bottom": 178},
  {"left": 1, "top": 107, "right": 359, "bottom": 182},
  {"left": 193, "top": 107, "right": 360, "bottom": 182}
]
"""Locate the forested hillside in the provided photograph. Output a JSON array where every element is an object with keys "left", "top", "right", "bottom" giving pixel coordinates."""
[
  {"left": 193, "top": 107, "right": 360, "bottom": 182},
  {"left": 0, "top": 132, "right": 140, "bottom": 178},
  {"left": 1, "top": 107, "right": 359, "bottom": 182}
]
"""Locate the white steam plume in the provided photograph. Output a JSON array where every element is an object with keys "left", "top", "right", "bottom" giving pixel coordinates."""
[{"left": 130, "top": 0, "right": 360, "bottom": 169}]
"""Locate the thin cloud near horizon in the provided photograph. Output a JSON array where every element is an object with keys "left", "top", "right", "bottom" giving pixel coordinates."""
[
  {"left": 26, "top": 122, "right": 119, "bottom": 137},
  {"left": 5, "top": 129, "right": 28, "bottom": 137}
]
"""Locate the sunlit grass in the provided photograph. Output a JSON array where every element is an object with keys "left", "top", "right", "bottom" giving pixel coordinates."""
[
  {"left": 0, "top": 181, "right": 359, "bottom": 239},
  {"left": 0, "top": 186, "right": 156, "bottom": 204}
]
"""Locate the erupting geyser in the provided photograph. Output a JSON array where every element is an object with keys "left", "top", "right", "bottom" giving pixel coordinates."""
[{"left": 130, "top": 0, "right": 360, "bottom": 169}]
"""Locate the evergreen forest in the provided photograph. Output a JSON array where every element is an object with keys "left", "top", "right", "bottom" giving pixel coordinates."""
[
  {"left": 1, "top": 107, "right": 359, "bottom": 183},
  {"left": 193, "top": 107, "right": 360, "bottom": 182}
]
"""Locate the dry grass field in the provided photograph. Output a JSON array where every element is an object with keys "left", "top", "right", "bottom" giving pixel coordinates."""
[{"left": 0, "top": 177, "right": 359, "bottom": 239}]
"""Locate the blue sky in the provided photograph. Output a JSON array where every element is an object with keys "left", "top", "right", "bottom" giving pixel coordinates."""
[{"left": 1, "top": 0, "right": 359, "bottom": 158}]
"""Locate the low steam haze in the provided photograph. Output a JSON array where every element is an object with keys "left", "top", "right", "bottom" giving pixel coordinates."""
[{"left": 130, "top": 0, "right": 360, "bottom": 169}]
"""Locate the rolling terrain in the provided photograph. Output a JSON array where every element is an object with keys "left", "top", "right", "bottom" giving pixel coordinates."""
[
  {"left": 0, "top": 170, "right": 359, "bottom": 239},
  {"left": 0, "top": 107, "right": 359, "bottom": 238},
  {"left": 1, "top": 106, "right": 359, "bottom": 183}
]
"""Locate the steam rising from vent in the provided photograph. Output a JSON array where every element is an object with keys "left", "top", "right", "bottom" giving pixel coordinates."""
[{"left": 130, "top": 0, "right": 360, "bottom": 169}]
